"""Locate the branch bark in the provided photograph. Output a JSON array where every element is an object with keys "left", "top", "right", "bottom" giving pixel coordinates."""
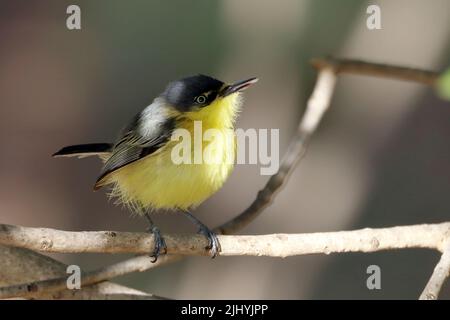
[{"left": 1, "top": 223, "right": 449, "bottom": 256}]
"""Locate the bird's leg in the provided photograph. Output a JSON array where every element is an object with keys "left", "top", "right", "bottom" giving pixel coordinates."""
[
  {"left": 184, "top": 211, "right": 221, "bottom": 258},
  {"left": 145, "top": 213, "right": 167, "bottom": 263}
]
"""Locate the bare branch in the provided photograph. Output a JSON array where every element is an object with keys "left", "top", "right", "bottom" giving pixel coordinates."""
[
  {"left": 419, "top": 241, "right": 450, "bottom": 300},
  {"left": 310, "top": 58, "right": 440, "bottom": 85},
  {"left": 1, "top": 222, "right": 450, "bottom": 299},
  {"left": 0, "top": 245, "right": 164, "bottom": 300},
  {"left": 1, "top": 223, "right": 449, "bottom": 256},
  {"left": 0, "top": 254, "right": 178, "bottom": 299}
]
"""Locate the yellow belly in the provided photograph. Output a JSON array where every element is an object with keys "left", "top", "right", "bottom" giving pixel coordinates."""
[
  {"left": 108, "top": 129, "right": 235, "bottom": 213},
  {"left": 106, "top": 93, "right": 241, "bottom": 213}
]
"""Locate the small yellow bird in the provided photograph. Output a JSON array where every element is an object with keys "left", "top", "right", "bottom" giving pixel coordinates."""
[{"left": 53, "top": 75, "right": 258, "bottom": 261}]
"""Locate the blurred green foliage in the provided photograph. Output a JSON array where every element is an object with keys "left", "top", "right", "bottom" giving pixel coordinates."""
[{"left": 437, "top": 68, "right": 450, "bottom": 100}]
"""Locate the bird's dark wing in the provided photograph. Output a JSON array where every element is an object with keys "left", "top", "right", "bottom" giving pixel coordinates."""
[{"left": 94, "top": 108, "right": 176, "bottom": 190}]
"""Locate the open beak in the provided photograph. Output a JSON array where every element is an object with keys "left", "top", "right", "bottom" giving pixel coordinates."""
[{"left": 220, "top": 77, "right": 258, "bottom": 97}]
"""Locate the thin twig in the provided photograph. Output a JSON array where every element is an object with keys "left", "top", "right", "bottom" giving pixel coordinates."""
[
  {"left": 0, "top": 245, "right": 165, "bottom": 300},
  {"left": 310, "top": 58, "right": 440, "bottom": 85},
  {"left": 219, "top": 68, "right": 337, "bottom": 234},
  {"left": 0, "top": 255, "right": 178, "bottom": 300},
  {"left": 419, "top": 241, "right": 450, "bottom": 300}
]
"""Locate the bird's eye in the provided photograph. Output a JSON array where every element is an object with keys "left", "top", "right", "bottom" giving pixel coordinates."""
[{"left": 195, "top": 95, "right": 207, "bottom": 104}]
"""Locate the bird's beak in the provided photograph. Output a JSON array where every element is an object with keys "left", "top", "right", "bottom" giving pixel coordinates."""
[{"left": 220, "top": 77, "right": 258, "bottom": 97}]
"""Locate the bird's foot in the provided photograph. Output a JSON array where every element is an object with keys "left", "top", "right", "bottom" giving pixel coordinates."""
[
  {"left": 184, "top": 211, "right": 221, "bottom": 258},
  {"left": 146, "top": 225, "right": 167, "bottom": 263},
  {"left": 197, "top": 225, "right": 221, "bottom": 258}
]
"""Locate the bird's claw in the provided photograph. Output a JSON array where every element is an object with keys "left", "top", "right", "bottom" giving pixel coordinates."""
[
  {"left": 197, "top": 226, "right": 221, "bottom": 258},
  {"left": 148, "top": 226, "right": 167, "bottom": 263}
]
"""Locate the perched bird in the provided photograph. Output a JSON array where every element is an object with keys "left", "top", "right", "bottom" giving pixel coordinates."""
[{"left": 53, "top": 75, "right": 258, "bottom": 261}]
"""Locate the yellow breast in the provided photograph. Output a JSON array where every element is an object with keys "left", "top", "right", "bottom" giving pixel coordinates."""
[{"left": 108, "top": 94, "right": 241, "bottom": 213}]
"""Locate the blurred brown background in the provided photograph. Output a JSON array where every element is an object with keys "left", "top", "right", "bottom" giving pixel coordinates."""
[{"left": 1, "top": 0, "right": 449, "bottom": 299}]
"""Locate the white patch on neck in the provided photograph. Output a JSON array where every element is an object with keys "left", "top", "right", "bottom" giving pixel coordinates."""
[{"left": 139, "top": 97, "right": 172, "bottom": 138}]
